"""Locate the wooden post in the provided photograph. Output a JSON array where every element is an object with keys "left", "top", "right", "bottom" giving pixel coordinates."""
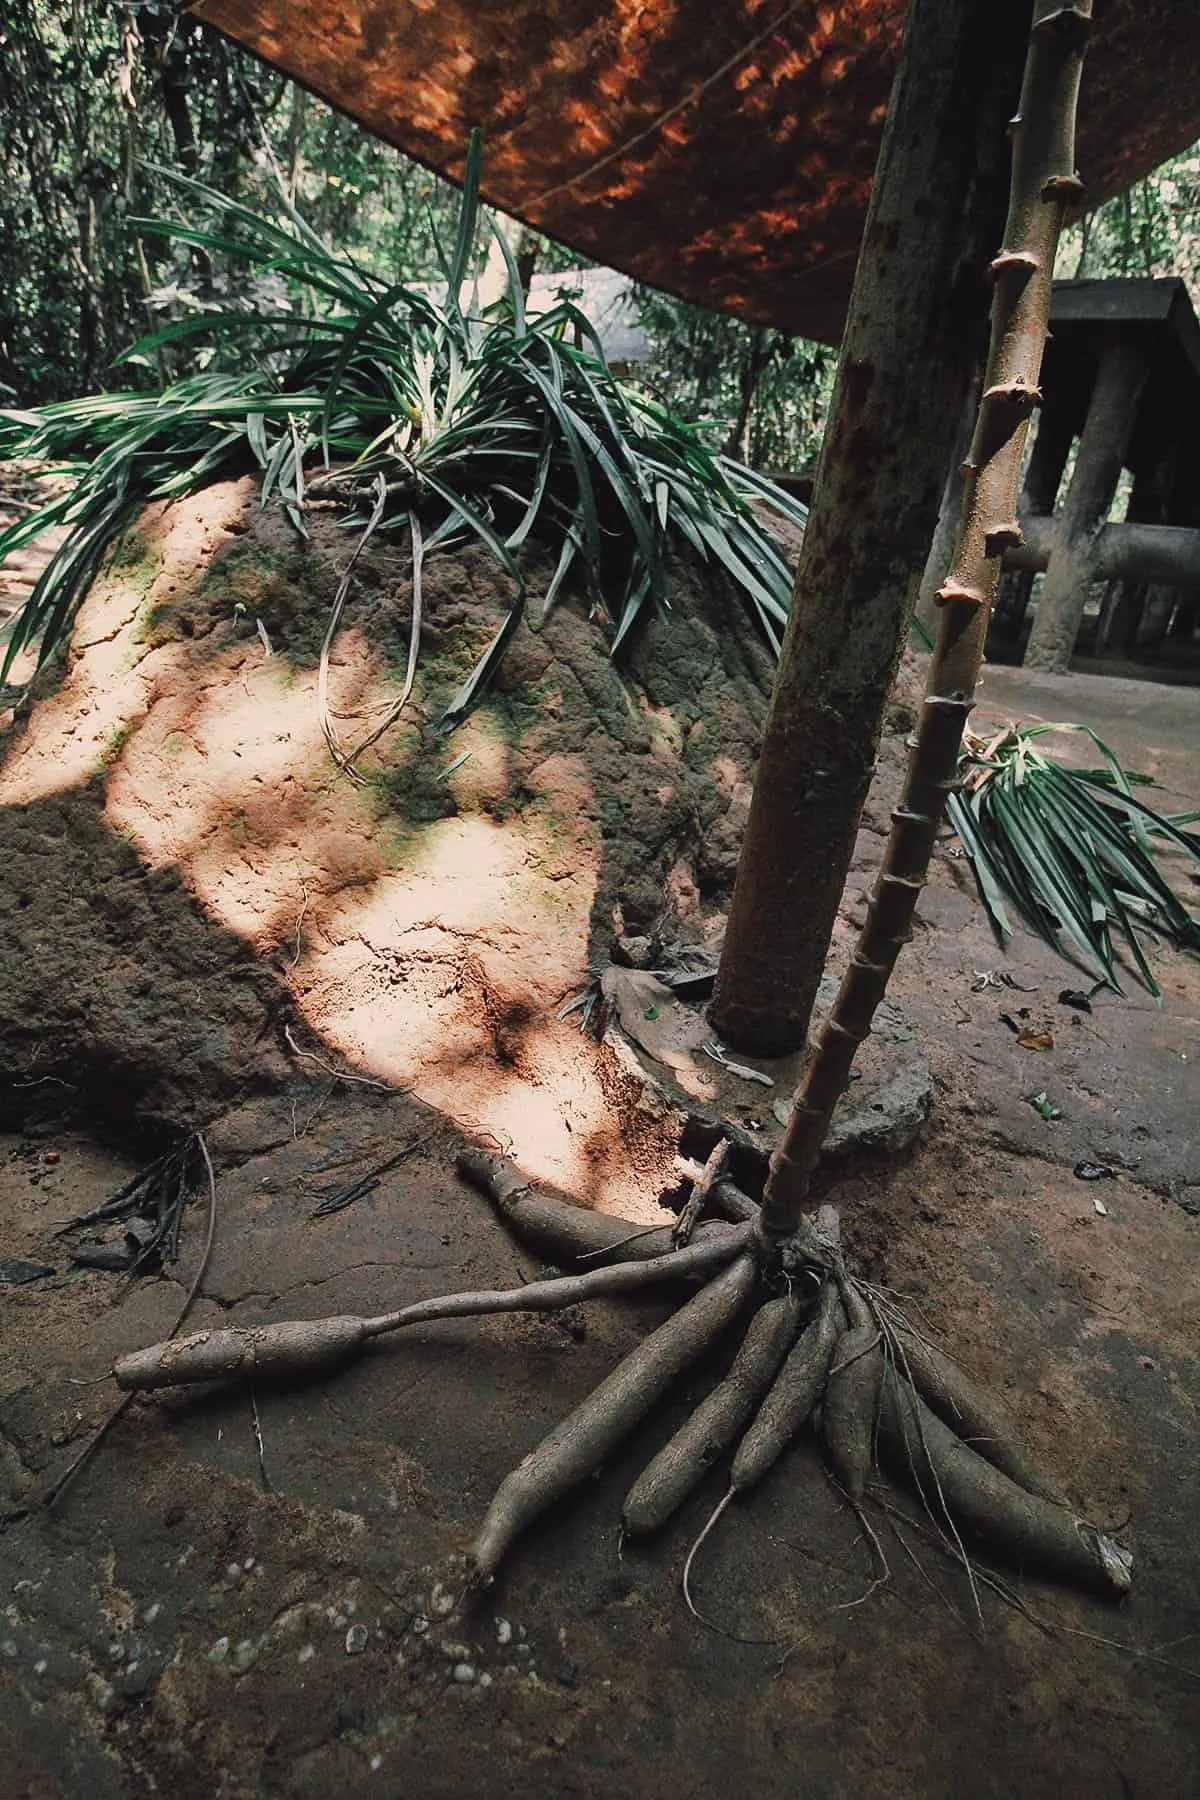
[
  {"left": 1168, "top": 443, "right": 1200, "bottom": 645},
  {"left": 1008, "top": 515, "right": 1200, "bottom": 586},
  {"left": 1096, "top": 445, "right": 1177, "bottom": 653},
  {"left": 1023, "top": 336, "right": 1149, "bottom": 670},
  {"left": 992, "top": 400, "right": 1074, "bottom": 636},
  {"left": 1137, "top": 585, "right": 1177, "bottom": 647},
  {"left": 1168, "top": 597, "right": 1198, "bottom": 642}
]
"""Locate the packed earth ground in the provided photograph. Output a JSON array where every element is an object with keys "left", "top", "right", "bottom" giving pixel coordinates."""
[{"left": 0, "top": 486, "right": 1196, "bottom": 1799}]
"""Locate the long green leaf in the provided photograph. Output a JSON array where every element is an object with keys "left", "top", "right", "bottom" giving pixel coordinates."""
[
  {"left": 536, "top": 525, "right": 582, "bottom": 628},
  {"left": 515, "top": 353, "right": 601, "bottom": 571},
  {"left": 418, "top": 471, "right": 523, "bottom": 586},
  {"left": 945, "top": 791, "right": 1015, "bottom": 943},
  {"left": 440, "top": 595, "right": 526, "bottom": 731},
  {"left": 488, "top": 217, "right": 527, "bottom": 337},
  {"left": 447, "top": 128, "right": 484, "bottom": 314}
]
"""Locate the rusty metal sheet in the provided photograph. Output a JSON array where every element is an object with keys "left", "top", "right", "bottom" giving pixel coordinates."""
[{"left": 191, "top": 1, "right": 1200, "bottom": 342}]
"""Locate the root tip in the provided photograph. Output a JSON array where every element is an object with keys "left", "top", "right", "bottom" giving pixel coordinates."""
[
  {"left": 462, "top": 1550, "right": 497, "bottom": 1595},
  {"left": 1090, "top": 1527, "right": 1133, "bottom": 1595}
]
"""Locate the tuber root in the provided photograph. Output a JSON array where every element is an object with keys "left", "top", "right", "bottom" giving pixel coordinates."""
[
  {"left": 884, "top": 1316, "right": 1064, "bottom": 1503},
  {"left": 114, "top": 1316, "right": 370, "bottom": 1393},
  {"left": 469, "top": 1252, "right": 759, "bottom": 1585},
  {"left": 730, "top": 1277, "right": 845, "bottom": 1493},
  {"left": 114, "top": 1227, "right": 752, "bottom": 1393},
  {"left": 822, "top": 1320, "right": 884, "bottom": 1501},
  {"left": 622, "top": 1287, "right": 807, "bottom": 1536},
  {"left": 457, "top": 1145, "right": 736, "bottom": 1265},
  {"left": 878, "top": 1366, "right": 1131, "bottom": 1595}
]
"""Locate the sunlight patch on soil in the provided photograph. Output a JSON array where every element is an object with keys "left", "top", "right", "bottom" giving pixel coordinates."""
[
  {"left": 97, "top": 625, "right": 620, "bottom": 1191},
  {"left": 280, "top": 807, "right": 646, "bottom": 1203},
  {"left": 104, "top": 649, "right": 349, "bottom": 945},
  {"left": 1, "top": 506, "right": 652, "bottom": 1200},
  {"left": 0, "top": 578, "right": 175, "bottom": 803},
  {"left": 0, "top": 483, "right": 250, "bottom": 804}
]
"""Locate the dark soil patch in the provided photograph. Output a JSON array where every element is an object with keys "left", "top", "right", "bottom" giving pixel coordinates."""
[{"left": 0, "top": 490, "right": 1197, "bottom": 1799}]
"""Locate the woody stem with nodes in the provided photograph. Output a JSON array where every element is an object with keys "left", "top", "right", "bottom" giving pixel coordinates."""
[
  {"left": 759, "top": 0, "right": 1093, "bottom": 1242},
  {"left": 107, "top": 0, "right": 1131, "bottom": 1602}
]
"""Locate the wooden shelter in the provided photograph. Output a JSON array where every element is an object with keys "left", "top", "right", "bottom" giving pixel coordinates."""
[
  {"left": 1000, "top": 279, "right": 1200, "bottom": 670},
  {"left": 191, "top": 0, "right": 1200, "bottom": 343}
]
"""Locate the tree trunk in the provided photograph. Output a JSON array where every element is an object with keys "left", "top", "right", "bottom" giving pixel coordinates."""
[
  {"left": 1074, "top": 207, "right": 1093, "bottom": 276},
  {"left": 285, "top": 85, "right": 307, "bottom": 202},
  {"left": 723, "top": 328, "right": 771, "bottom": 462},
  {"left": 1136, "top": 585, "right": 1177, "bottom": 647},
  {"left": 710, "top": 0, "right": 1033, "bottom": 1057},
  {"left": 143, "top": 12, "right": 200, "bottom": 174},
  {"left": 513, "top": 223, "right": 539, "bottom": 297},
  {"left": 1009, "top": 516, "right": 1200, "bottom": 589}
]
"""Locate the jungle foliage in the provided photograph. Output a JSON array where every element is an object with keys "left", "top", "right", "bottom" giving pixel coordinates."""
[
  {"left": 0, "top": 1, "right": 466, "bottom": 405},
  {"left": 632, "top": 290, "right": 837, "bottom": 475},
  {"left": 0, "top": 136, "right": 808, "bottom": 740}
]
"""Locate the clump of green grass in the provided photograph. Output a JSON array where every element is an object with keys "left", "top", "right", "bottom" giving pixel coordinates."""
[{"left": 0, "top": 132, "right": 806, "bottom": 753}]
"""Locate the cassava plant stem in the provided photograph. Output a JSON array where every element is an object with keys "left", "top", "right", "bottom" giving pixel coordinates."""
[{"left": 759, "top": 0, "right": 1093, "bottom": 1239}]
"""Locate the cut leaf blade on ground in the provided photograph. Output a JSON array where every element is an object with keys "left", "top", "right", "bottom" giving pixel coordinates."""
[{"left": 949, "top": 723, "right": 1200, "bottom": 995}]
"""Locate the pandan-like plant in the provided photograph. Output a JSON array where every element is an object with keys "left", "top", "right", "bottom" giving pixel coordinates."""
[
  {"left": 950, "top": 722, "right": 1200, "bottom": 996},
  {"left": 0, "top": 133, "right": 805, "bottom": 759}
]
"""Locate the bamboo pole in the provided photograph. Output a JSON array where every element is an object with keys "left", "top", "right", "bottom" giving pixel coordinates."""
[{"left": 759, "top": 0, "right": 1094, "bottom": 1241}]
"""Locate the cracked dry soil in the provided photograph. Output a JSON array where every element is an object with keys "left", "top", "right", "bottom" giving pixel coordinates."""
[{"left": 0, "top": 487, "right": 1198, "bottom": 1799}]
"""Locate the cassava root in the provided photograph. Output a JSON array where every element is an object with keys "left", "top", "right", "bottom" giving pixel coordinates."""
[
  {"left": 113, "top": 1224, "right": 752, "bottom": 1392},
  {"left": 622, "top": 1286, "right": 807, "bottom": 1536},
  {"left": 822, "top": 1321, "right": 884, "bottom": 1503},
  {"left": 731, "top": 1277, "right": 845, "bottom": 1493},
  {"left": 469, "top": 1252, "right": 759, "bottom": 1585},
  {"left": 875, "top": 1305, "right": 1064, "bottom": 1504},
  {"left": 877, "top": 1367, "right": 1131, "bottom": 1595},
  {"left": 108, "top": 1149, "right": 1130, "bottom": 1604},
  {"left": 458, "top": 1144, "right": 739, "bottom": 1264},
  {"left": 107, "top": 1163, "right": 1130, "bottom": 1601}
]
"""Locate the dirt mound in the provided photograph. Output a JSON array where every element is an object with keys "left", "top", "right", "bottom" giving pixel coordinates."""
[
  {"left": 0, "top": 481, "right": 923, "bottom": 1202},
  {"left": 0, "top": 465, "right": 70, "bottom": 641}
]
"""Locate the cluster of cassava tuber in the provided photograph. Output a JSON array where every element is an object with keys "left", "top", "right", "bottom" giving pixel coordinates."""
[{"left": 115, "top": 1145, "right": 1130, "bottom": 1599}]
